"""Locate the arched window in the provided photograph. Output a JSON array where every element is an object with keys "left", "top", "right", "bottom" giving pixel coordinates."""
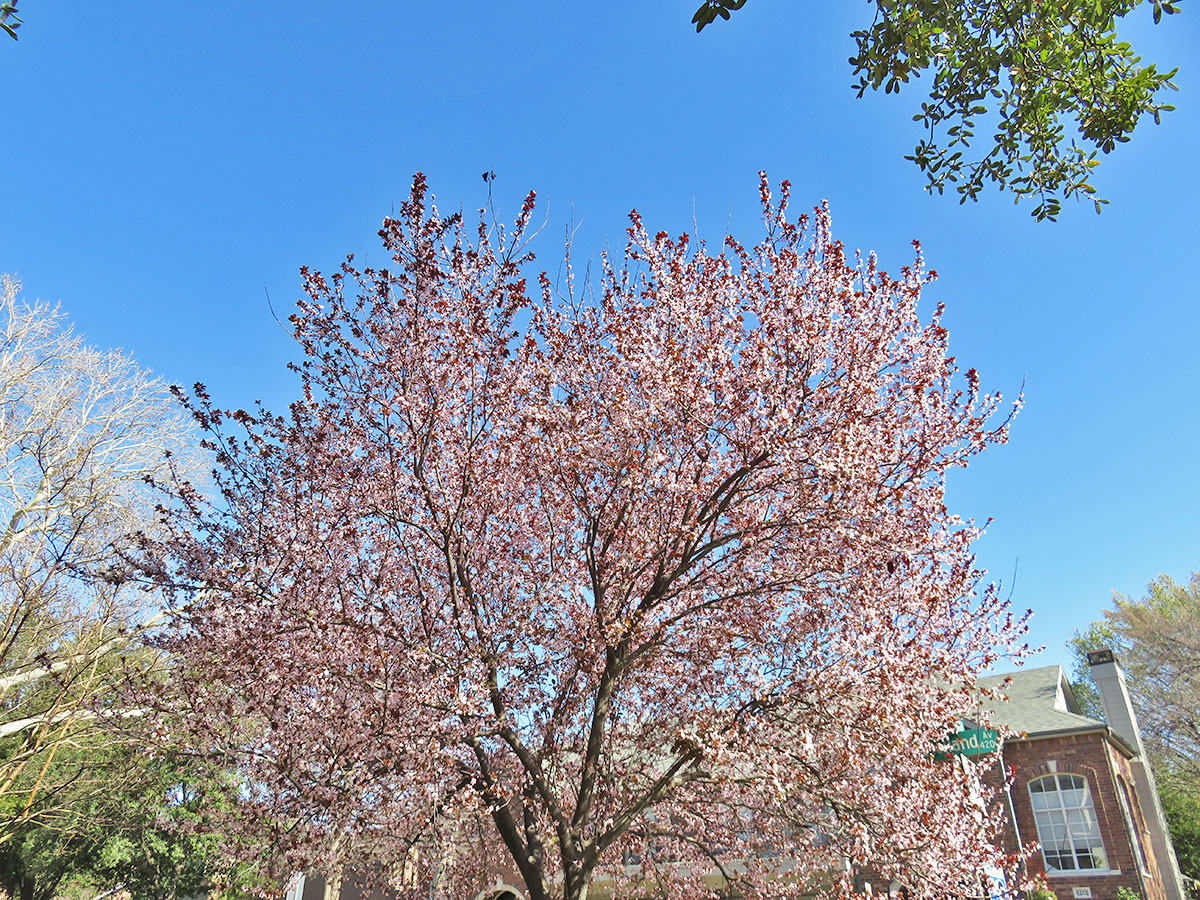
[{"left": 1028, "top": 774, "right": 1109, "bottom": 871}]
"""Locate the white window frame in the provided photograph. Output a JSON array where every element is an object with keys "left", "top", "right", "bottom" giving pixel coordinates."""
[{"left": 1028, "top": 773, "right": 1110, "bottom": 873}]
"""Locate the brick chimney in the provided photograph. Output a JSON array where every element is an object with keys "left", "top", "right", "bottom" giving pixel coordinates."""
[{"left": 1088, "top": 648, "right": 1187, "bottom": 900}]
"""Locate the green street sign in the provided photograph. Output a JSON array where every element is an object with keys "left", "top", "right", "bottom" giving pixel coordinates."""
[{"left": 934, "top": 727, "right": 999, "bottom": 760}]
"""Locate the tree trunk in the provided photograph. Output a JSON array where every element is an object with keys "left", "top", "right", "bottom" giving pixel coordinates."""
[
  {"left": 563, "top": 869, "right": 591, "bottom": 900},
  {"left": 322, "top": 868, "right": 343, "bottom": 900}
]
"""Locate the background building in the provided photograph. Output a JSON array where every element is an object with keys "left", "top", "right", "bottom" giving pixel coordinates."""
[{"left": 977, "top": 652, "right": 1187, "bottom": 900}]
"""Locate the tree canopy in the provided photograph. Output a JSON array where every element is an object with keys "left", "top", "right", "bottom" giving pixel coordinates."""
[
  {"left": 149, "top": 174, "right": 1030, "bottom": 900},
  {"left": 692, "top": 0, "right": 1180, "bottom": 220},
  {"left": 1070, "top": 572, "right": 1200, "bottom": 882},
  {"left": 0, "top": 746, "right": 255, "bottom": 900}
]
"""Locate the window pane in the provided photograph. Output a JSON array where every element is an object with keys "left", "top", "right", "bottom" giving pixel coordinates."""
[
  {"left": 1028, "top": 774, "right": 1107, "bottom": 872},
  {"left": 1046, "top": 850, "right": 1076, "bottom": 870}
]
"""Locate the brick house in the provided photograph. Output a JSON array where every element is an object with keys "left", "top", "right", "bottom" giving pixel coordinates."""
[{"left": 971, "top": 651, "right": 1187, "bottom": 900}]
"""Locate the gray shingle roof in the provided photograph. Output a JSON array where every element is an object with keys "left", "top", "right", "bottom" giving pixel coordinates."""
[{"left": 974, "top": 664, "right": 1106, "bottom": 737}]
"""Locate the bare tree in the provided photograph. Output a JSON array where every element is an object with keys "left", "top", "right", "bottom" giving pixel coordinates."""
[{"left": 0, "top": 275, "right": 198, "bottom": 842}]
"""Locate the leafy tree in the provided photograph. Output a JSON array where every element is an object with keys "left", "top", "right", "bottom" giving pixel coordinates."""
[
  {"left": 62, "top": 751, "right": 265, "bottom": 900},
  {"left": 0, "top": 685, "right": 149, "bottom": 900},
  {"left": 1070, "top": 572, "right": 1200, "bottom": 881},
  {"left": 692, "top": 0, "right": 1180, "bottom": 220},
  {"left": 149, "top": 174, "right": 1029, "bottom": 900},
  {"left": 1156, "top": 776, "right": 1200, "bottom": 886},
  {"left": 0, "top": 745, "right": 263, "bottom": 900}
]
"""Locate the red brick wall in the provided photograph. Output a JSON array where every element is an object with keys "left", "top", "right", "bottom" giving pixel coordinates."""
[{"left": 983, "top": 733, "right": 1167, "bottom": 900}]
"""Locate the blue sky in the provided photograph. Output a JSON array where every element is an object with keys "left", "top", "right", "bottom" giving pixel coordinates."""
[{"left": 4, "top": 2, "right": 1197, "bottom": 670}]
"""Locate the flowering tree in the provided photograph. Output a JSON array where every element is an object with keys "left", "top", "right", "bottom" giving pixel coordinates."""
[{"left": 153, "top": 174, "right": 1029, "bottom": 900}]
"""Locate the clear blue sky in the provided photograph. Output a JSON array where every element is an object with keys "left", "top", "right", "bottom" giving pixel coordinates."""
[{"left": 4, "top": 2, "right": 1197, "bottom": 671}]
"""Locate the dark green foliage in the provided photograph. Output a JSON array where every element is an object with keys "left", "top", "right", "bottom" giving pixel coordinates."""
[
  {"left": 691, "top": 0, "right": 1180, "bottom": 219},
  {"left": 1157, "top": 770, "right": 1200, "bottom": 885},
  {"left": 691, "top": 0, "right": 747, "bottom": 31},
  {"left": 0, "top": 744, "right": 261, "bottom": 900}
]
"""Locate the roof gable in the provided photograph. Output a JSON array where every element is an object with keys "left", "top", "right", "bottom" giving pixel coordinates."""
[{"left": 974, "top": 665, "right": 1105, "bottom": 737}]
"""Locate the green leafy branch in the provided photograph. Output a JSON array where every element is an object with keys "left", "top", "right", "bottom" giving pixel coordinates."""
[
  {"left": 691, "top": 0, "right": 1181, "bottom": 220},
  {"left": 0, "top": 1, "right": 19, "bottom": 41},
  {"left": 692, "top": 0, "right": 748, "bottom": 31}
]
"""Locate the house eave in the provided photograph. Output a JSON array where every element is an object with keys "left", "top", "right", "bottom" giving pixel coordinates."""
[{"left": 1005, "top": 724, "right": 1138, "bottom": 759}]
